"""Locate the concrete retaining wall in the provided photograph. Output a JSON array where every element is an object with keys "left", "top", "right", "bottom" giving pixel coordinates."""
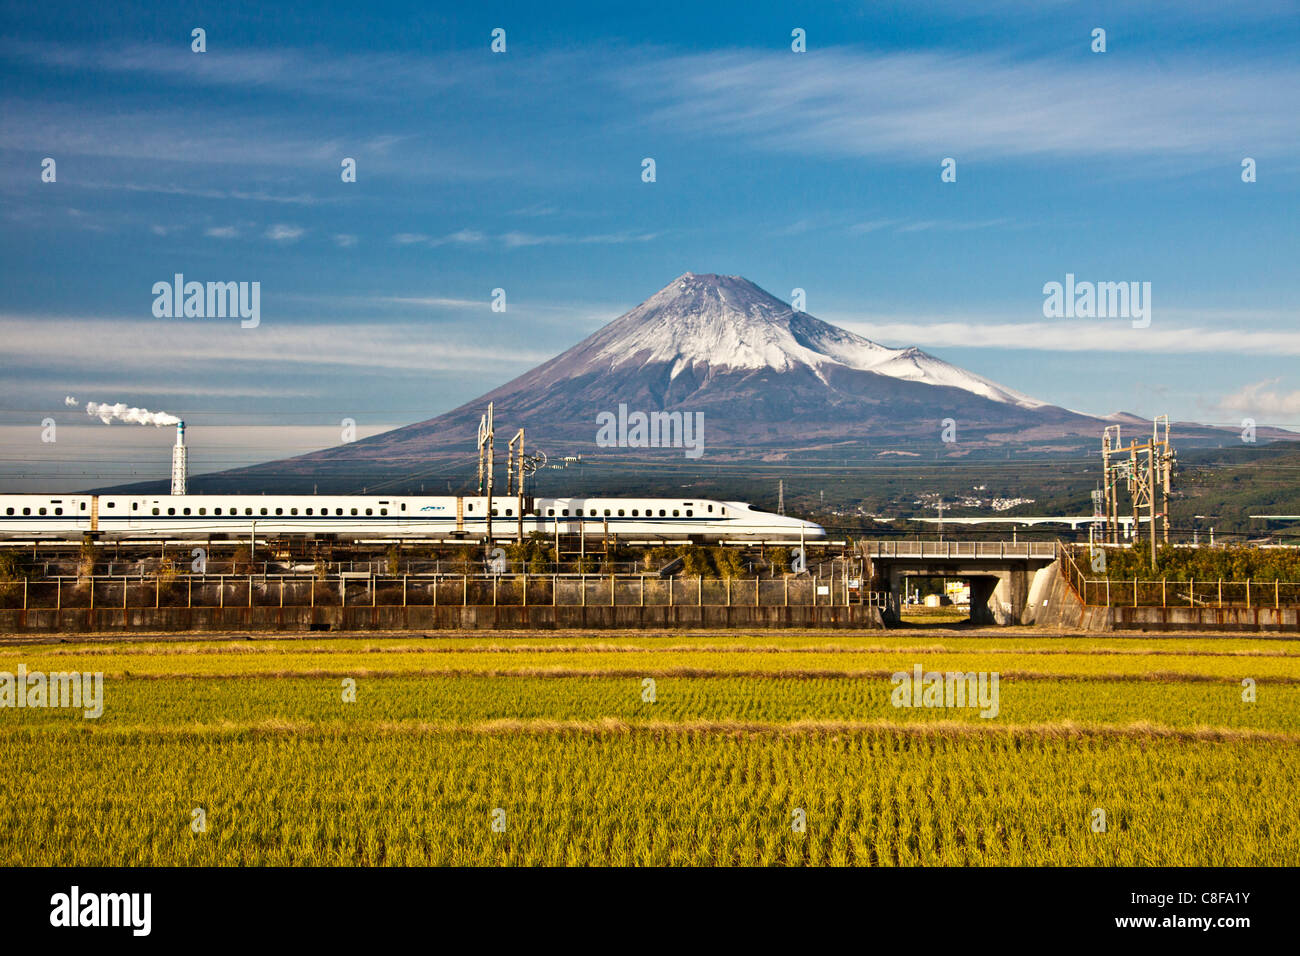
[
  {"left": 0, "top": 604, "right": 884, "bottom": 633},
  {"left": 1022, "top": 561, "right": 1300, "bottom": 631}
]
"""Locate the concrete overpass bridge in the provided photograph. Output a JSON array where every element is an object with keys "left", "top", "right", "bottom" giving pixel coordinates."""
[{"left": 862, "top": 540, "right": 1060, "bottom": 624}]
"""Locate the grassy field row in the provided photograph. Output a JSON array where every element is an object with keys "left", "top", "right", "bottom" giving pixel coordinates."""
[
  {"left": 2, "top": 729, "right": 1293, "bottom": 866},
  {"left": 0, "top": 675, "right": 1294, "bottom": 732},
  {"left": 5, "top": 648, "right": 1297, "bottom": 679},
  {"left": 10, "top": 633, "right": 1300, "bottom": 654}
]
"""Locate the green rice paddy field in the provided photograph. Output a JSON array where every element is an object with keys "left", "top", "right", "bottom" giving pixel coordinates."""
[{"left": 1, "top": 630, "right": 1297, "bottom": 866}]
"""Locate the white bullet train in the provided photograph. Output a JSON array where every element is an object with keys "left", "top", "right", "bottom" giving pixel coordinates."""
[{"left": 0, "top": 494, "right": 825, "bottom": 542}]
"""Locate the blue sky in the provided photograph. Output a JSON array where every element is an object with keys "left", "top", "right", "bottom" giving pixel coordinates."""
[{"left": 2, "top": 0, "right": 1298, "bottom": 487}]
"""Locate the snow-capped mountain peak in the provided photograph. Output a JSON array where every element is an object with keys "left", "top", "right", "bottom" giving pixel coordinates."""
[{"left": 573, "top": 273, "right": 1046, "bottom": 409}]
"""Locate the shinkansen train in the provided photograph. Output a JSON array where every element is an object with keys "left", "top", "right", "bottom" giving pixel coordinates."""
[{"left": 0, "top": 494, "right": 824, "bottom": 542}]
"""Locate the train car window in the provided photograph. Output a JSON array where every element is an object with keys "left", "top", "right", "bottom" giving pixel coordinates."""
[
  {"left": 305, "top": 508, "right": 312, "bottom": 516},
  {"left": 365, "top": 508, "right": 373, "bottom": 516},
  {"left": 351, "top": 508, "right": 358, "bottom": 516},
  {"left": 380, "top": 508, "right": 387, "bottom": 516},
  {"left": 632, "top": 509, "right": 639, "bottom": 517},
  {"left": 575, "top": 508, "right": 583, "bottom": 516},
  {"left": 39, "top": 507, "right": 47, "bottom": 515},
  {"left": 659, "top": 509, "right": 666, "bottom": 517},
  {"left": 401, "top": 504, "right": 406, "bottom": 512},
  {"left": 336, "top": 508, "right": 343, "bottom": 516},
  {"left": 80, "top": 503, "right": 87, "bottom": 511},
  {"left": 275, "top": 508, "right": 283, "bottom": 516},
  {"left": 618, "top": 509, "right": 625, "bottom": 517},
  {"left": 603, "top": 509, "right": 611, "bottom": 517},
  {"left": 547, "top": 508, "right": 554, "bottom": 516},
  {"left": 22, "top": 507, "right": 30, "bottom": 515},
  {"left": 183, "top": 507, "right": 191, "bottom": 515},
  {"left": 152, "top": 508, "right": 159, "bottom": 515},
  {"left": 505, "top": 509, "right": 513, "bottom": 517},
  {"left": 722, "top": 508, "right": 727, "bottom": 515},
  {"left": 686, "top": 509, "right": 693, "bottom": 517},
  {"left": 260, "top": 508, "right": 268, "bottom": 516},
  {"left": 199, "top": 508, "right": 206, "bottom": 515},
  {"left": 467, "top": 503, "right": 473, "bottom": 512},
  {"left": 4, "top": 508, "right": 11, "bottom": 515},
  {"left": 492, "top": 509, "right": 499, "bottom": 517},
  {"left": 215, "top": 508, "right": 222, "bottom": 515},
  {"left": 54, "top": 507, "right": 63, "bottom": 515},
  {"left": 167, "top": 507, "right": 175, "bottom": 515},
  {"left": 673, "top": 510, "right": 680, "bottom": 517},
  {"left": 707, "top": 505, "right": 713, "bottom": 513}
]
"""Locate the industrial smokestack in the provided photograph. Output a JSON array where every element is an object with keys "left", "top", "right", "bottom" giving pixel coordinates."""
[{"left": 171, "top": 420, "right": 187, "bottom": 495}]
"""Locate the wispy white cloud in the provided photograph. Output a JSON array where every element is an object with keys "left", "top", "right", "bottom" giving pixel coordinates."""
[
  {"left": 1217, "top": 379, "right": 1300, "bottom": 416},
  {"left": 0, "top": 316, "right": 554, "bottom": 374},
  {"left": 623, "top": 47, "right": 1300, "bottom": 161},
  {"left": 500, "top": 230, "right": 660, "bottom": 248},
  {"left": 205, "top": 225, "right": 240, "bottom": 239},
  {"left": 827, "top": 315, "right": 1300, "bottom": 356},
  {"left": 265, "top": 223, "right": 305, "bottom": 242}
]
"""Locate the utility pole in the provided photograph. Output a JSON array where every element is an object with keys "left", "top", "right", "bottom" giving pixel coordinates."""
[
  {"left": 507, "top": 428, "right": 525, "bottom": 543},
  {"left": 777, "top": 480, "right": 785, "bottom": 516},
  {"left": 1101, "top": 418, "right": 1174, "bottom": 565},
  {"left": 478, "top": 403, "right": 494, "bottom": 542}
]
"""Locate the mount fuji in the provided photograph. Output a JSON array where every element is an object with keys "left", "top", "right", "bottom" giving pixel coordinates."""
[{"left": 186, "top": 272, "right": 1243, "bottom": 491}]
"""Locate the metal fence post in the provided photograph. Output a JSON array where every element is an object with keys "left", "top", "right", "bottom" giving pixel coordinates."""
[
  {"left": 248, "top": 574, "right": 253, "bottom": 608},
  {"left": 123, "top": 575, "right": 128, "bottom": 610},
  {"left": 403, "top": 574, "right": 407, "bottom": 607},
  {"left": 698, "top": 575, "right": 702, "bottom": 606}
]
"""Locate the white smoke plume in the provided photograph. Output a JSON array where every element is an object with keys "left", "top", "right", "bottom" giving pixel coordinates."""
[
  {"left": 86, "top": 401, "right": 181, "bottom": 427},
  {"left": 64, "top": 395, "right": 78, "bottom": 406}
]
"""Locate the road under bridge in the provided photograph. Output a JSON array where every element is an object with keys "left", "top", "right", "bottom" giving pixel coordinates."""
[{"left": 863, "top": 540, "right": 1060, "bottom": 625}]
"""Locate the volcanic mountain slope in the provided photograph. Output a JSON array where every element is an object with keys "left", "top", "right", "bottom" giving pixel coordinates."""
[
  {"left": 210, "top": 273, "right": 1120, "bottom": 485},
  {"left": 195, "top": 271, "right": 1281, "bottom": 493}
]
